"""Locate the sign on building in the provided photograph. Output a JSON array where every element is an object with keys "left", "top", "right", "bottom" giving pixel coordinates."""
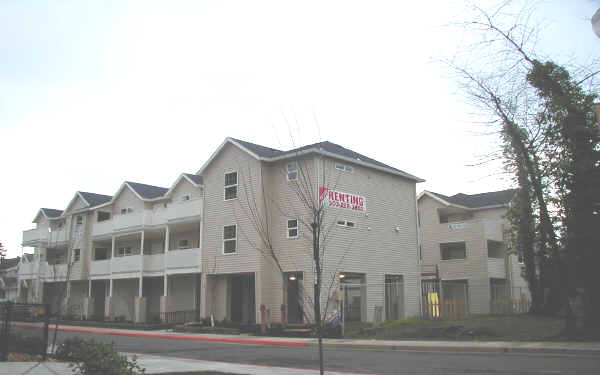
[{"left": 319, "top": 187, "right": 365, "bottom": 212}]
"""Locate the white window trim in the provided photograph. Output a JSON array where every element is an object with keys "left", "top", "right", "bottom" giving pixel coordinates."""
[
  {"left": 72, "top": 249, "right": 81, "bottom": 262},
  {"left": 335, "top": 163, "right": 354, "bottom": 173},
  {"left": 76, "top": 216, "right": 83, "bottom": 225},
  {"left": 178, "top": 239, "right": 189, "bottom": 249},
  {"left": 180, "top": 194, "right": 191, "bottom": 202},
  {"left": 287, "top": 161, "right": 298, "bottom": 181},
  {"left": 223, "top": 224, "right": 237, "bottom": 254},
  {"left": 224, "top": 171, "right": 238, "bottom": 201},
  {"left": 117, "top": 246, "right": 133, "bottom": 257},
  {"left": 120, "top": 207, "right": 134, "bottom": 215},
  {"left": 336, "top": 220, "right": 355, "bottom": 228},
  {"left": 287, "top": 219, "right": 299, "bottom": 238}
]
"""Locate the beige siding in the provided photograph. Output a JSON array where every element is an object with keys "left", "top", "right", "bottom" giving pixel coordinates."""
[
  {"left": 171, "top": 179, "right": 202, "bottom": 202},
  {"left": 112, "top": 187, "right": 145, "bottom": 216}
]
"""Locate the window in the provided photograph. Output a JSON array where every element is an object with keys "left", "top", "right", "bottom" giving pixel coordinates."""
[
  {"left": 336, "top": 220, "right": 355, "bottom": 228},
  {"left": 287, "top": 162, "right": 298, "bottom": 181},
  {"left": 223, "top": 225, "right": 237, "bottom": 253},
  {"left": 440, "top": 242, "right": 467, "bottom": 260},
  {"left": 335, "top": 163, "right": 353, "bottom": 173},
  {"left": 224, "top": 172, "right": 238, "bottom": 200},
  {"left": 94, "top": 248, "right": 108, "bottom": 260},
  {"left": 178, "top": 239, "right": 189, "bottom": 249},
  {"left": 180, "top": 195, "right": 191, "bottom": 202},
  {"left": 518, "top": 252, "right": 524, "bottom": 264},
  {"left": 487, "top": 240, "right": 505, "bottom": 259},
  {"left": 117, "top": 246, "right": 132, "bottom": 257},
  {"left": 76, "top": 216, "right": 83, "bottom": 225},
  {"left": 58, "top": 221, "right": 64, "bottom": 229},
  {"left": 73, "top": 249, "right": 80, "bottom": 262},
  {"left": 287, "top": 219, "right": 298, "bottom": 238},
  {"left": 120, "top": 207, "right": 134, "bottom": 215},
  {"left": 97, "top": 211, "right": 111, "bottom": 222}
]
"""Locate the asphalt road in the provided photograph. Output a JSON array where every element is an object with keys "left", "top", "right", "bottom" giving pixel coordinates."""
[{"left": 15, "top": 327, "right": 600, "bottom": 375}]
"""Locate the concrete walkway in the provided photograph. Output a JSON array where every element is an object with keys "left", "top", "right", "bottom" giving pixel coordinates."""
[{"left": 0, "top": 354, "right": 378, "bottom": 375}]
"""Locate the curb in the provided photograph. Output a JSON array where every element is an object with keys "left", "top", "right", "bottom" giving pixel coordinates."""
[
  {"left": 14, "top": 323, "right": 600, "bottom": 356},
  {"left": 13, "top": 323, "right": 309, "bottom": 347},
  {"left": 316, "top": 342, "right": 600, "bottom": 356}
]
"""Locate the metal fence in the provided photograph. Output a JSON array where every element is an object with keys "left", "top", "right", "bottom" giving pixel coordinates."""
[
  {"left": 421, "top": 280, "right": 531, "bottom": 320},
  {"left": 0, "top": 302, "right": 50, "bottom": 361},
  {"left": 149, "top": 310, "right": 199, "bottom": 324}
]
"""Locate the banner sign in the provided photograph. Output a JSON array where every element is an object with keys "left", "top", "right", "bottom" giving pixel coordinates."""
[{"left": 319, "top": 187, "right": 365, "bottom": 212}]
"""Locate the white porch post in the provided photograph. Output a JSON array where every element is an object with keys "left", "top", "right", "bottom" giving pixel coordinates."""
[{"left": 139, "top": 231, "right": 144, "bottom": 297}]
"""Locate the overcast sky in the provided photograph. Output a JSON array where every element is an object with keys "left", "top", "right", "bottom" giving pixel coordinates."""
[{"left": 1, "top": 0, "right": 598, "bottom": 258}]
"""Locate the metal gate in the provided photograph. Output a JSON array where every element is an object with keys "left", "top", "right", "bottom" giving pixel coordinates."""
[
  {"left": 0, "top": 302, "right": 50, "bottom": 361},
  {"left": 421, "top": 280, "right": 441, "bottom": 319}
]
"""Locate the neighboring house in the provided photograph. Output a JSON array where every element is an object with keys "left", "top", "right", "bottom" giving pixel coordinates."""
[
  {"left": 20, "top": 137, "right": 423, "bottom": 324},
  {"left": 0, "top": 257, "right": 20, "bottom": 302},
  {"left": 417, "top": 189, "right": 529, "bottom": 317}
]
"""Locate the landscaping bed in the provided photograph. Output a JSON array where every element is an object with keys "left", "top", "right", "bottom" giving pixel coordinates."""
[{"left": 344, "top": 314, "right": 582, "bottom": 341}]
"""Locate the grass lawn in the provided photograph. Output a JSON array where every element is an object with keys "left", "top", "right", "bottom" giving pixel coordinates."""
[{"left": 344, "top": 314, "right": 572, "bottom": 341}]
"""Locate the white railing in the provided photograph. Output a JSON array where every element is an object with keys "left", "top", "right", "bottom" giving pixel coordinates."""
[
  {"left": 93, "top": 220, "right": 113, "bottom": 237},
  {"left": 90, "top": 259, "right": 111, "bottom": 278},
  {"left": 112, "top": 255, "right": 142, "bottom": 275},
  {"left": 44, "top": 263, "right": 68, "bottom": 281},
  {"left": 22, "top": 228, "right": 49, "bottom": 244},
  {"left": 143, "top": 254, "right": 164, "bottom": 274},
  {"left": 166, "top": 248, "right": 201, "bottom": 273},
  {"left": 166, "top": 199, "right": 203, "bottom": 222},
  {"left": 48, "top": 229, "right": 68, "bottom": 243}
]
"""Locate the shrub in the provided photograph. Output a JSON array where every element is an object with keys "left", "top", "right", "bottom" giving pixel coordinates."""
[
  {"left": 8, "top": 333, "right": 46, "bottom": 355},
  {"left": 55, "top": 338, "right": 145, "bottom": 375}
]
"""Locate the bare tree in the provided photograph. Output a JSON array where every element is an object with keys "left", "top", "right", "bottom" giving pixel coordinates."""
[{"left": 234, "top": 149, "right": 356, "bottom": 375}]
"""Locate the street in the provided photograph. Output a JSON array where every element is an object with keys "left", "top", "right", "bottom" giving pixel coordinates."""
[{"left": 14, "top": 326, "right": 600, "bottom": 375}]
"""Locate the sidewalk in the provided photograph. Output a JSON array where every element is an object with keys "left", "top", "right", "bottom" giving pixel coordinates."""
[
  {"left": 0, "top": 354, "right": 378, "bottom": 375},
  {"left": 14, "top": 321, "right": 600, "bottom": 355}
]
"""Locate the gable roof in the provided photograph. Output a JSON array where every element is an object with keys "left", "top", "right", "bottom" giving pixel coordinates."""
[
  {"left": 125, "top": 181, "right": 169, "bottom": 200},
  {"left": 420, "top": 189, "right": 516, "bottom": 210},
  {"left": 198, "top": 137, "right": 424, "bottom": 182},
  {"left": 183, "top": 173, "right": 204, "bottom": 185},
  {"left": 79, "top": 192, "right": 112, "bottom": 207},
  {"left": 41, "top": 208, "right": 63, "bottom": 218}
]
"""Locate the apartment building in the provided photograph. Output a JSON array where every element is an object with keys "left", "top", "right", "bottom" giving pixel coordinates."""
[
  {"left": 0, "top": 257, "right": 20, "bottom": 301},
  {"left": 20, "top": 137, "right": 423, "bottom": 324},
  {"left": 417, "top": 189, "right": 529, "bottom": 316}
]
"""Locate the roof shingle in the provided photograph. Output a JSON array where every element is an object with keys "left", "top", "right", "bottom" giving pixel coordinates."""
[
  {"left": 79, "top": 192, "right": 112, "bottom": 207},
  {"left": 183, "top": 173, "right": 204, "bottom": 185},
  {"left": 126, "top": 182, "right": 168, "bottom": 199},
  {"left": 430, "top": 189, "right": 516, "bottom": 209},
  {"left": 41, "top": 208, "right": 63, "bottom": 218}
]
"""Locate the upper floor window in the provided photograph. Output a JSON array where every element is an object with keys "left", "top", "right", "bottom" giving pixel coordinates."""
[
  {"left": 335, "top": 163, "right": 353, "bottom": 173},
  {"left": 180, "top": 194, "right": 191, "bottom": 202},
  {"left": 487, "top": 240, "right": 505, "bottom": 259},
  {"left": 76, "top": 216, "right": 83, "bottom": 225},
  {"left": 440, "top": 242, "right": 466, "bottom": 260},
  {"left": 120, "top": 207, "right": 134, "bottom": 215},
  {"left": 287, "top": 219, "right": 298, "bottom": 238},
  {"left": 58, "top": 221, "right": 64, "bottom": 229},
  {"left": 336, "top": 220, "right": 355, "bottom": 228},
  {"left": 178, "top": 239, "right": 189, "bottom": 249},
  {"left": 97, "top": 211, "right": 111, "bottom": 222},
  {"left": 224, "top": 172, "right": 238, "bottom": 200},
  {"left": 223, "top": 225, "right": 237, "bottom": 254},
  {"left": 73, "top": 249, "right": 80, "bottom": 262},
  {"left": 287, "top": 162, "right": 298, "bottom": 181},
  {"left": 117, "top": 246, "right": 132, "bottom": 257}
]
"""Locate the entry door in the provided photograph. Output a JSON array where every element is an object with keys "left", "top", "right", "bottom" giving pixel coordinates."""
[
  {"left": 230, "top": 276, "right": 243, "bottom": 322},
  {"left": 287, "top": 273, "right": 303, "bottom": 323}
]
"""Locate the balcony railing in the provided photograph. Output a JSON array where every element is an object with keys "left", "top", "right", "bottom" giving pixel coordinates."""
[
  {"left": 90, "top": 259, "right": 111, "bottom": 278},
  {"left": 22, "top": 228, "right": 49, "bottom": 245},
  {"left": 166, "top": 199, "right": 202, "bottom": 222},
  {"left": 166, "top": 248, "right": 201, "bottom": 273},
  {"left": 112, "top": 255, "right": 142, "bottom": 277}
]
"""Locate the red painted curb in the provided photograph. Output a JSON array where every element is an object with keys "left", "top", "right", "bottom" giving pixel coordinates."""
[{"left": 13, "top": 323, "right": 309, "bottom": 347}]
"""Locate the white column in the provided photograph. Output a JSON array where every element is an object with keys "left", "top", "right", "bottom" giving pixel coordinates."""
[
  {"left": 88, "top": 279, "right": 92, "bottom": 297},
  {"left": 163, "top": 275, "right": 168, "bottom": 296},
  {"left": 139, "top": 231, "right": 144, "bottom": 297},
  {"left": 109, "top": 278, "right": 113, "bottom": 297},
  {"left": 164, "top": 225, "right": 169, "bottom": 296}
]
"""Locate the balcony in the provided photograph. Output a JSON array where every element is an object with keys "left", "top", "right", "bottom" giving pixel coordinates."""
[
  {"left": 166, "top": 248, "right": 201, "bottom": 274},
  {"left": 92, "top": 210, "right": 169, "bottom": 237},
  {"left": 436, "top": 219, "right": 504, "bottom": 243},
  {"left": 44, "top": 263, "right": 68, "bottom": 281},
  {"left": 487, "top": 258, "right": 506, "bottom": 278},
  {"left": 22, "top": 228, "right": 49, "bottom": 246},
  {"left": 17, "top": 261, "right": 38, "bottom": 279},
  {"left": 166, "top": 199, "right": 203, "bottom": 222},
  {"left": 90, "top": 259, "right": 111, "bottom": 279},
  {"left": 143, "top": 254, "right": 164, "bottom": 275},
  {"left": 111, "top": 255, "right": 142, "bottom": 279},
  {"left": 48, "top": 229, "right": 68, "bottom": 245}
]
